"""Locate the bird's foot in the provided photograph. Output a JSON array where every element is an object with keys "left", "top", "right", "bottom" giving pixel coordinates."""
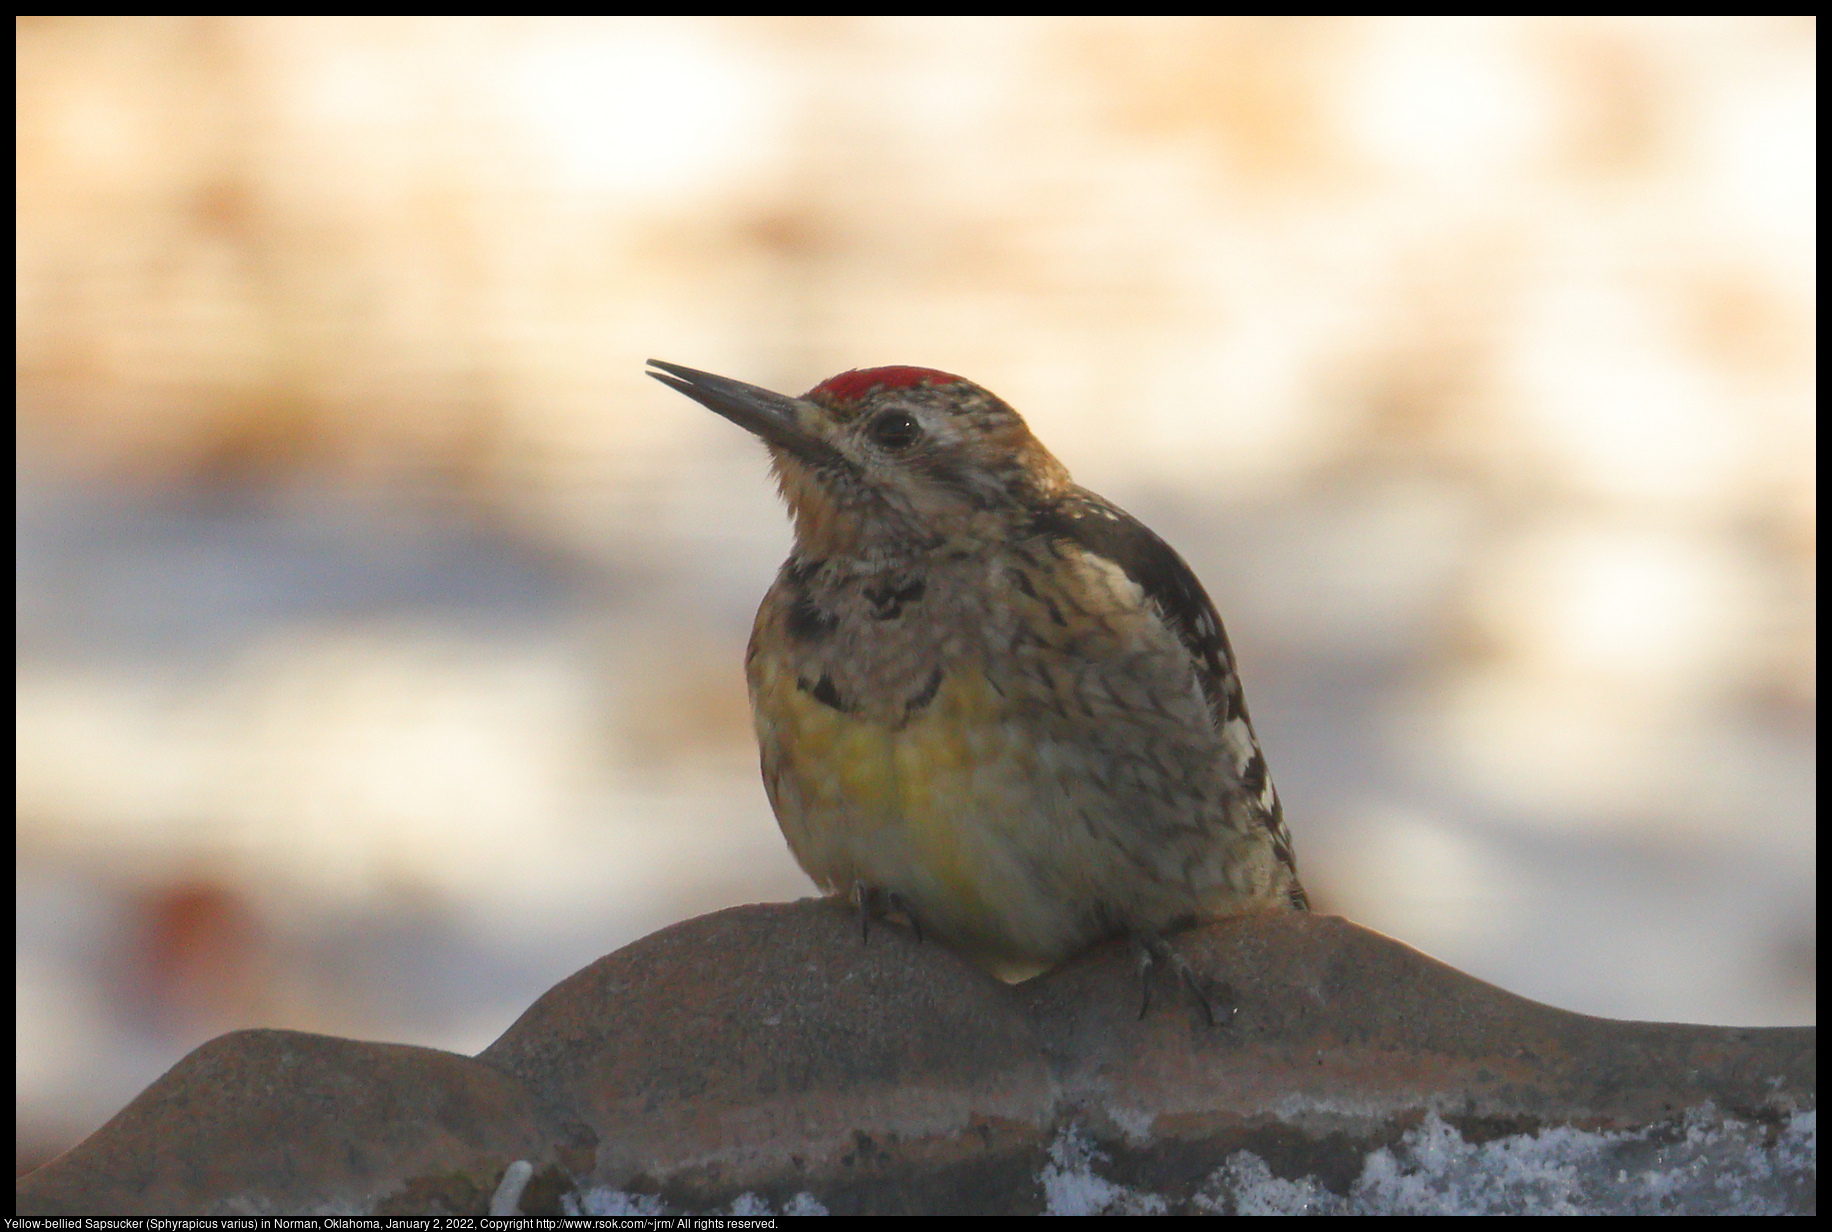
[
  {"left": 1132, "top": 931, "right": 1236, "bottom": 1027},
  {"left": 851, "top": 883, "right": 924, "bottom": 945}
]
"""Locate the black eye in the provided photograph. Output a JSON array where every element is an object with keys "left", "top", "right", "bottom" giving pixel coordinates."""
[{"left": 868, "top": 410, "right": 921, "bottom": 451}]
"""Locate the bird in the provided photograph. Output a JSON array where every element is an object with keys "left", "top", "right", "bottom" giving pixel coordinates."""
[{"left": 647, "top": 359, "right": 1307, "bottom": 1019}]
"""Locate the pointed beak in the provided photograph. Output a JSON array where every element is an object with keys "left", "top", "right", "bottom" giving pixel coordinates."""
[{"left": 647, "top": 360, "right": 846, "bottom": 469}]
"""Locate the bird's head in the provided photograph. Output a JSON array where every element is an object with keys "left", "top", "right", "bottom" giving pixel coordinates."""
[{"left": 648, "top": 360, "right": 1071, "bottom": 558}]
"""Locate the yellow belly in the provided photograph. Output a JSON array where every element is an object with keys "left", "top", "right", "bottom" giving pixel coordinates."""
[{"left": 751, "top": 656, "right": 1080, "bottom": 968}]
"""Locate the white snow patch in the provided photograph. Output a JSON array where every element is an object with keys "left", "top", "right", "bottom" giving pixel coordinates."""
[
  {"left": 1041, "top": 1123, "right": 1169, "bottom": 1216},
  {"left": 546, "top": 1108, "right": 1812, "bottom": 1216},
  {"left": 1107, "top": 1104, "right": 1159, "bottom": 1146},
  {"left": 1196, "top": 1151, "right": 1334, "bottom": 1215},
  {"left": 566, "top": 1187, "right": 666, "bottom": 1216},
  {"left": 1186, "top": 1105, "right": 1816, "bottom": 1216}
]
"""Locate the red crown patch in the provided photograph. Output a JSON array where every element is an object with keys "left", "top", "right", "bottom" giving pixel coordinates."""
[{"left": 806, "top": 366, "right": 965, "bottom": 403}]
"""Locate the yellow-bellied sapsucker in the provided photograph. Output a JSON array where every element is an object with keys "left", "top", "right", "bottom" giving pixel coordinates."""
[{"left": 649, "top": 360, "right": 1307, "bottom": 1019}]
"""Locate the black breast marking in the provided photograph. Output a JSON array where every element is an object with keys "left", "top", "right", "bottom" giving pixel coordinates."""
[
  {"left": 799, "top": 672, "right": 849, "bottom": 712},
  {"left": 904, "top": 667, "right": 943, "bottom": 716},
  {"left": 786, "top": 595, "right": 840, "bottom": 643},
  {"left": 863, "top": 575, "right": 926, "bottom": 620},
  {"left": 783, "top": 555, "right": 824, "bottom": 586},
  {"left": 782, "top": 555, "right": 840, "bottom": 643}
]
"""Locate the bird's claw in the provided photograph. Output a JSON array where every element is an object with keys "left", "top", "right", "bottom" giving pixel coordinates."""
[
  {"left": 1132, "top": 931, "right": 1236, "bottom": 1027},
  {"left": 852, "top": 884, "right": 924, "bottom": 946}
]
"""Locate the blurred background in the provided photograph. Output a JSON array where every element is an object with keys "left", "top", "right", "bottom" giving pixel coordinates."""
[{"left": 16, "top": 16, "right": 1814, "bottom": 1172}]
